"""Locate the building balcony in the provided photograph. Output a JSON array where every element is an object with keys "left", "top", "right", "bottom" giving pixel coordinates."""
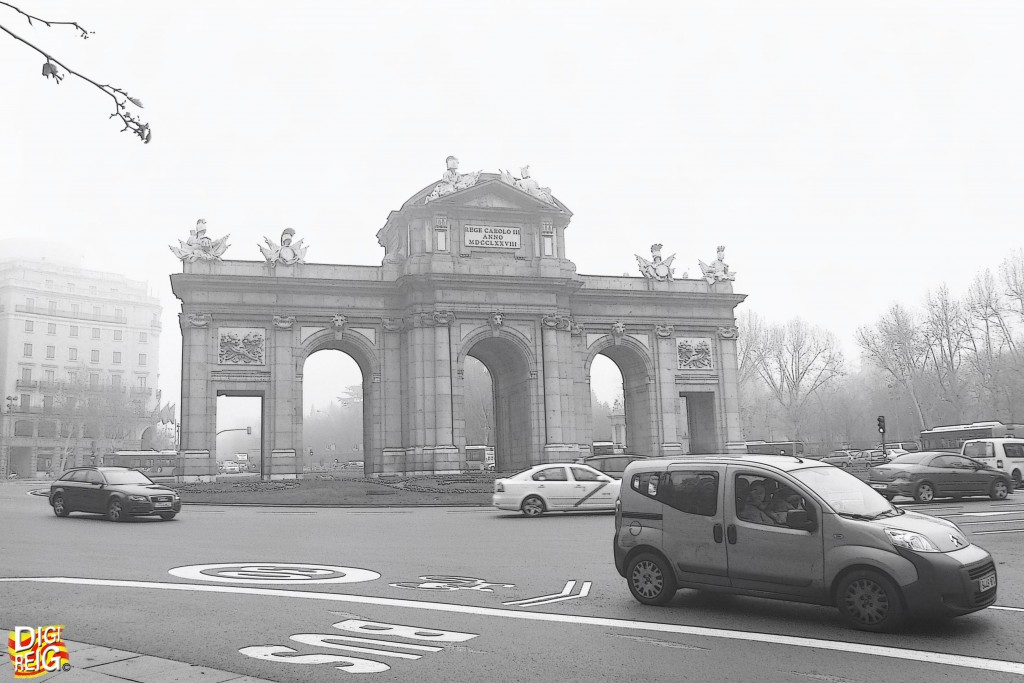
[
  {"left": 131, "top": 387, "right": 153, "bottom": 396},
  {"left": 15, "top": 380, "right": 39, "bottom": 389}
]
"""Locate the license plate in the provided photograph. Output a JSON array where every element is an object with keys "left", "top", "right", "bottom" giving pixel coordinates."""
[
  {"left": 154, "top": 501, "right": 171, "bottom": 508},
  {"left": 979, "top": 573, "right": 997, "bottom": 591},
  {"left": 870, "top": 484, "right": 887, "bottom": 489}
]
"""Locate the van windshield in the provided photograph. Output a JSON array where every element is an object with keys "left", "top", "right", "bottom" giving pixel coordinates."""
[{"left": 789, "top": 466, "right": 892, "bottom": 517}]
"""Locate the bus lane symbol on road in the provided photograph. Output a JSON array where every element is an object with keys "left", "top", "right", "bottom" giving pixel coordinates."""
[
  {"left": 390, "top": 575, "right": 515, "bottom": 592},
  {"left": 169, "top": 562, "right": 380, "bottom": 585},
  {"left": 240, "top": 619, "right": 479, "bottom": 675}
]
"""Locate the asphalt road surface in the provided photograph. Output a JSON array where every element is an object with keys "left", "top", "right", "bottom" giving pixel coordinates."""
[{"left": 2, "top": 483, "right": 1024, "bottom": 682}]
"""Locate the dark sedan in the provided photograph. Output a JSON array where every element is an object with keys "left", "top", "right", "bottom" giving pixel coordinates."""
[
  {"left": 868, "top": 451, "right": 1012, "bottom": 503},
  {"left": 49, "top": 466, "right": 182, "bottom": 521}
]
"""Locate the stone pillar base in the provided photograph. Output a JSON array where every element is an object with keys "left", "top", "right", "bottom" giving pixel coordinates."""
[
  {"left": 405, "top": 447, "right": 435, "bottom": 475},
  {"left": 376, "top": 448, "right": 407, "bottom": 476},
  {"left": 725, "top": 441, "right": 748, "bottom": 455},
  {"left": 178, "top": 450, "right": 214, "bottom": 483},
  {"left": 659, "top": 443, "right": 685, "bottom": 458},
  {"left": 269, "top": 449, "right": 299, "bottom": 480},
  {"left": 432, "top": 446, "right": 460, "bottom": 474},
  {"left": 542, "top": 444, "right": 581, "bottom": 463}
]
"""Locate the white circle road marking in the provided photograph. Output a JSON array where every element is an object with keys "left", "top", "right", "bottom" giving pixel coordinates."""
[
  {"left": 1, "top": 576, "right": 1021, "bottom": 676},
  {"left": 169, "top": 563, "right": 380, "bottom": 584}
]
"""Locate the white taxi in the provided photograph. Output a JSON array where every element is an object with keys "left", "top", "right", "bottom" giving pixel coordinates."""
[{"left": 492, "top": 463, "right": 620, "bottom": 517}]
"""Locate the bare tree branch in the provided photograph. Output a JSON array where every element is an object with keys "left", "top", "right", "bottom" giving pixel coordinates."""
[{"left": 0, "top": 3, "right": 151, "bottom": 142}]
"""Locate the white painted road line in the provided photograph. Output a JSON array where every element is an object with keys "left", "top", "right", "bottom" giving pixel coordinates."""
[{"left": 2, "top": 576, "right": 1023, "bottom": 675}]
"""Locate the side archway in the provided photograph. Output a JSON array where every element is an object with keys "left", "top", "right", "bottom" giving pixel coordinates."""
[{"left": 584, "top": 338, "right": 656, "bottom": 457}]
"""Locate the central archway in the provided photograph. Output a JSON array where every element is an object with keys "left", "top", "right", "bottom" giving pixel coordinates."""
[
  {"left": 586, "top": 340, "right": 656, "bottom": 457},
  {"left": 462, "top": 333, "right": 536, "bottom": 472}
]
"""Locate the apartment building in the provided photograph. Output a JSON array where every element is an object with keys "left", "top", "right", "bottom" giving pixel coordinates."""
[{"left": 0, "top": 256, "right": 162, "bottom": 477}]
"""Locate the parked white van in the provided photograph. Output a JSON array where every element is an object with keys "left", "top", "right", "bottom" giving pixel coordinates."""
[
  {"left": 961, "top": 438, "right": 1024, "bottom": 489},
  {"left": 614, "top": 455, "right": 997, "bottom": 632}
]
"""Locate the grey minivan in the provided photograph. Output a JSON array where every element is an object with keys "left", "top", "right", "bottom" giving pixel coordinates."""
[{"left": 614, "top": 455, "right": 997, "bottom": 632}]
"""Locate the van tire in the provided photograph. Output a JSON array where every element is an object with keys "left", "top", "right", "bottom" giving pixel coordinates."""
[
  {"left": 990, "top": 479, "right": 1009, "bottom": 500},
  {"left": 836, "top": 569, "right": 905, "bottom": 632},
  {"left": 1012, "top": 470, "right": 1022, "bottom": 489},
  {"left": 913, "top": 482, "right": 935, "bottom": 503},
  {"left": 626, "top": 553, "right": 677, "bottom": 606}
]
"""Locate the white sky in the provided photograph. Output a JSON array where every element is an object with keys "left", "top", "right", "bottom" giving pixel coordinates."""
[{"left": 5, "top": 1, "right": 1024, "bottom": 413}]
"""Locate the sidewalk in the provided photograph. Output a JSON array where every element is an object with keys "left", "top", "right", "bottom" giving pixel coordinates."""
[{"left": 1, "top": 636, "right": 277, "bottom": 682}]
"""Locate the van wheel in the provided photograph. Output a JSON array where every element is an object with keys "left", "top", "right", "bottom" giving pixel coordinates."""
[
  {"left": 990, "top": 479, "right": 1009, "bottom": 500},
  {"left": 627, "top": 553, "right": 677, "bottom": 606},
  {"left": 836, "top": 569, "right": 905, "bottom": 632},
  {"left": 913, "top": 482, "right": 935, "bottom": 503},
  {"left": 1012, "top": 470, "right": 1022, "bottom": 489},
  {"left": 521, "top": 496, "right": 545, "bottom": 517}
]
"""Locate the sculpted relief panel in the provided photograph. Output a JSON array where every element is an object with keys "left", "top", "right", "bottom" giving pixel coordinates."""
[
  {"left": 219, "top": 328, "right": 266, "bottom": 365},
  {"left": 677, "top": 337, "right": 714, "bottom": 371}
]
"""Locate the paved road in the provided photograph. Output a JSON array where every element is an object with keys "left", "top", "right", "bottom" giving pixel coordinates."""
[{"left": 2, "top": 482, "right": 1024, "bottom": 682}]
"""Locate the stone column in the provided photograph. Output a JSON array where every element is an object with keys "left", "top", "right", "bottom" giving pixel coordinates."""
[
  {"left": 178, "top": 312, "right": 215, "bottom": 482},
  {"left": 406, "top": 313, "right": 434, "bottom": 474},
  {"left": 378, "top": 318, "right": 406, "bottom": 475},
  {"left": 269, "top": 316, "right": 298, "bottom": 479},
  {"left": 432, "top": 311, "right": 459, "bottom": 473},
  {"left": 655, "top": 326, "right": 684, "bottom": 457},
  {"left": 718, "top": 326, "right": 746, "bottom": 454},
  {"left": 541, "top": 314, "right": 578, "bottom": 462}
]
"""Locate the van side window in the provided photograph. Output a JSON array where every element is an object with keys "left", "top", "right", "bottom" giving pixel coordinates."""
[
  {"left": 662, "top": 471, "right": 718, "bottom": 516},
  {"left": 631, "top": 472, "right": 660, "bottom": 497},
  {"left": 1004, "top": 444, "right": 1024, "bottom": 459}
]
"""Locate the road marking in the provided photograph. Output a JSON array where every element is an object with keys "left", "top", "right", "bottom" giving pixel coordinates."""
[
  {"left": 2, "top": 576, "right": 1022, "bottom": 675},
  {"left": 503, "top": 580, "right": 592, "bottom": 606},
  {"left": 169, "top": 563, "right": 380, "bottom": 584},
  {"left": 971, "top": 528, "right": 1024, "bottom": 535}
]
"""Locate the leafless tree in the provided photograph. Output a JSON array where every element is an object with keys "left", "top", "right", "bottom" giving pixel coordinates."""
[
  {"left": 856, "top": 304, "right": 932, "bottom": 431},
  {"left": 0, "top": 2, "right": 150, "bottom": 142},
  {"left": 922, "top": 285, "right": 970, "bottom": 420}
]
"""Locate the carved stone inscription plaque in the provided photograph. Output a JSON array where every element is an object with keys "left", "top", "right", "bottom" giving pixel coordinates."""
[
  {"left": 219, "top": 327, "right": 266, "bottom": 365},
  {"left": 464, "top": 226, "right": 521, "bottom": 249}
]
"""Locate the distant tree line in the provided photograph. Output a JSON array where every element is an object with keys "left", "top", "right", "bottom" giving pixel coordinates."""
[{"left": 739, "top": 249, "right": 1024, "bottom": 452}]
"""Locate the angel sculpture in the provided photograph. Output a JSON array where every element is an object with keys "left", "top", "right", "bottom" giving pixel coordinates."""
[
  {"left": 499, "top": 165, "right": 554, "bottom": 204},
  {"left": 698, "top": 245, "right": 736, "bottom": 285},
  {"left": 260, "top": 228, "right": 308, "bottom": 267},
  {"left": 635, "top": 243, "right": 679, "bottom": 281},
  {"left": 169, "top": 219, "right": 230, "bottom": 262}
]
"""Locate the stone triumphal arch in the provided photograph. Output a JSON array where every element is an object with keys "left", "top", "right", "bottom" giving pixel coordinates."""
[{"left": 170, "top": 158, "right": 746, "bottom": 480}]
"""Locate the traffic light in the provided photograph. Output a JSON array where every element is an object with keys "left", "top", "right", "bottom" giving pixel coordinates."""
[{"left": 877, "top": 415, "right": 886, "bottom": 434}]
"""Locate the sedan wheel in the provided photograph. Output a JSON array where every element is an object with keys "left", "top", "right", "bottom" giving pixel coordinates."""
[
  {"left": 159, "top": 512, "right": 177, "bottom": 521},
  {"left": 521, "top": 495, "right": 545, "bottom": 517},
  {"left": 627, "top": 553, "right": 677, "bottom": 606},
  {"left": 913, "top": 482, "right": 935, "bottom": 503},
  {"left": 106, "top": 499, "right": 124, "bottom": 522},
  {"left": 836, "top": 569, "right": 905, "bottom": 632},
  {"left": 52, "top": 494, "right": 69, "bottom": 518},
  {"left": 990, "top": 480, "right": 1010, "bottom": 501}
]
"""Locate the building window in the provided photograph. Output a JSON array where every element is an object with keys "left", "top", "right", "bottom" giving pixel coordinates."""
[
  {"left": 542, "top": 234, "right": 554, "bottom": 257},
  {"left": 45, "top": 279, "right": 54, "bottom": 289},
  {"left": 111, "top": 374, "right": 122, "bottom": 388},
  {"left": 24, "top": 320, "right": 33, "bottom": 332},
  {"left": 113, "top": 351, "right": 122, "bottom": 364},
  {"left": 21, "top": 367, "right": 32, "bottom": 382},
  {"left": 139, "top": 332, "right": 148, "bottom": 343},
  {"left": 115, "top": 308, "right": 123, "bottom": 319},
  {"left": 47, "top": 322, "right": 56, "bottom": 334},
  {"left": 139, "top": 353, "right": 147, "bottom": 366},
  {"left": 90, "top": 349, "right": 100, "bottom": 363},
  {"left": 68, "top": 348, "right": 78, "bottom": 361},
  {"left": 26, "top": 297, "right": 34, "bottom": 310},
  {"left": 71, "top": 303, "right": 79, "bottom": 314},
  {"left": 137, "top": 375, "right": 147, "bottom": 389},
  {"left": 48, "top": 300, "right": 57, "bottom": 314},
  {"left": 66, "top": 283, "right": 74, "bottom": 292},
  {"left": 20, "top": 394, "right": 30, "bottom": 409},
  {"left": 23, "top": 343, "right": 32, "bottom": 357},
  {"left": 46, "top": 345, "right": 55, "bottom": 359},
  {"left": 93, "top": 306, "right": 101, "bottom": 316},
  {"left": 67, "top": 370, "right": 78, "bottom": 383},
  {"left": 89, "top": 286, "right": 96, "bottom": 295},
  {"left": 44, "top": 369, "right": 54, "bottom": 383},
  {"left": 91, "top": 328, "right": 100, "bottom": 339},
  {"left": 43, "top": 395, "right": 54, "bottom": 412},
  {"left": 113, "top": 330, "right": 122, "bottom": 341},
  {"left": 89, "top": 373, "right": 99, "bottom": 388},
  {"left": 69, "top": 325, "right": 78, "bottom": 337}
]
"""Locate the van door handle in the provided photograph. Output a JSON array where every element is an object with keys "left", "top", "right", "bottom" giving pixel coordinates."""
[
  {"left": 713, "top": 523, "right": 723, "bottom": 543},
  {"left": 726, "top": 524, "right": 737, "bottom": 544}
]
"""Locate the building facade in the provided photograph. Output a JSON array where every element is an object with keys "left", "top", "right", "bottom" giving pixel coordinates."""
[
  {"left": 171, "top": 160, "right": 747, "bottom": 480},
  {"left": 0, "top": 257, "right": 163, "bottom": 478}
]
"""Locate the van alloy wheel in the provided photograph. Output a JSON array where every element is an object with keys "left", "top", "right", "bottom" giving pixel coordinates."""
[
  {"left": 836, "top": 569, "right": 905, "bottom": 632},
  {"left": 913, "top": 482, "right": 935, "bottom": 503},
  {"left": 627, "top": 553, "right": 677, "bottom": 606}
]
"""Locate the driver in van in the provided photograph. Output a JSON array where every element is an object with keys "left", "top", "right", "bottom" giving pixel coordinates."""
[
  {"left": 768, "top": 486, "right": 804, "bottom": 524},
  {"left": 738, "top": 481, "right": 777, "bottom": 524}
]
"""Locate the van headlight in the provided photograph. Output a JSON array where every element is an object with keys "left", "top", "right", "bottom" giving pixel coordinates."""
[{"left": 885, "top": 527, "right": 940, "bottom": 552}]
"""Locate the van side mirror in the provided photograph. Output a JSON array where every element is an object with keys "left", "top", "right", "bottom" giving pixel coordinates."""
[{"left": 787, "top": 509, "right": 816, "bottom": 532}]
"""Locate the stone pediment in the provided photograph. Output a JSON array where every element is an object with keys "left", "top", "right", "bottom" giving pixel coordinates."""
[{"left": 403, "top": 175, "right": 571, "bottom": 215}]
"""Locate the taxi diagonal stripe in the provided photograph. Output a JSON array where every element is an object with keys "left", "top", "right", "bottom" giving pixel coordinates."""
[{"left": 573, "top": 481, "right": 610, "bottom": 507}]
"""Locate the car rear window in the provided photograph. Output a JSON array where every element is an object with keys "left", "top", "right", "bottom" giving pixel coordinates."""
[
  {"left": 963, "top": 442, "right": 994, "bottom": 459},
  {"left": 888, "top": 453, "right": 930, "bottom": 464}
]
